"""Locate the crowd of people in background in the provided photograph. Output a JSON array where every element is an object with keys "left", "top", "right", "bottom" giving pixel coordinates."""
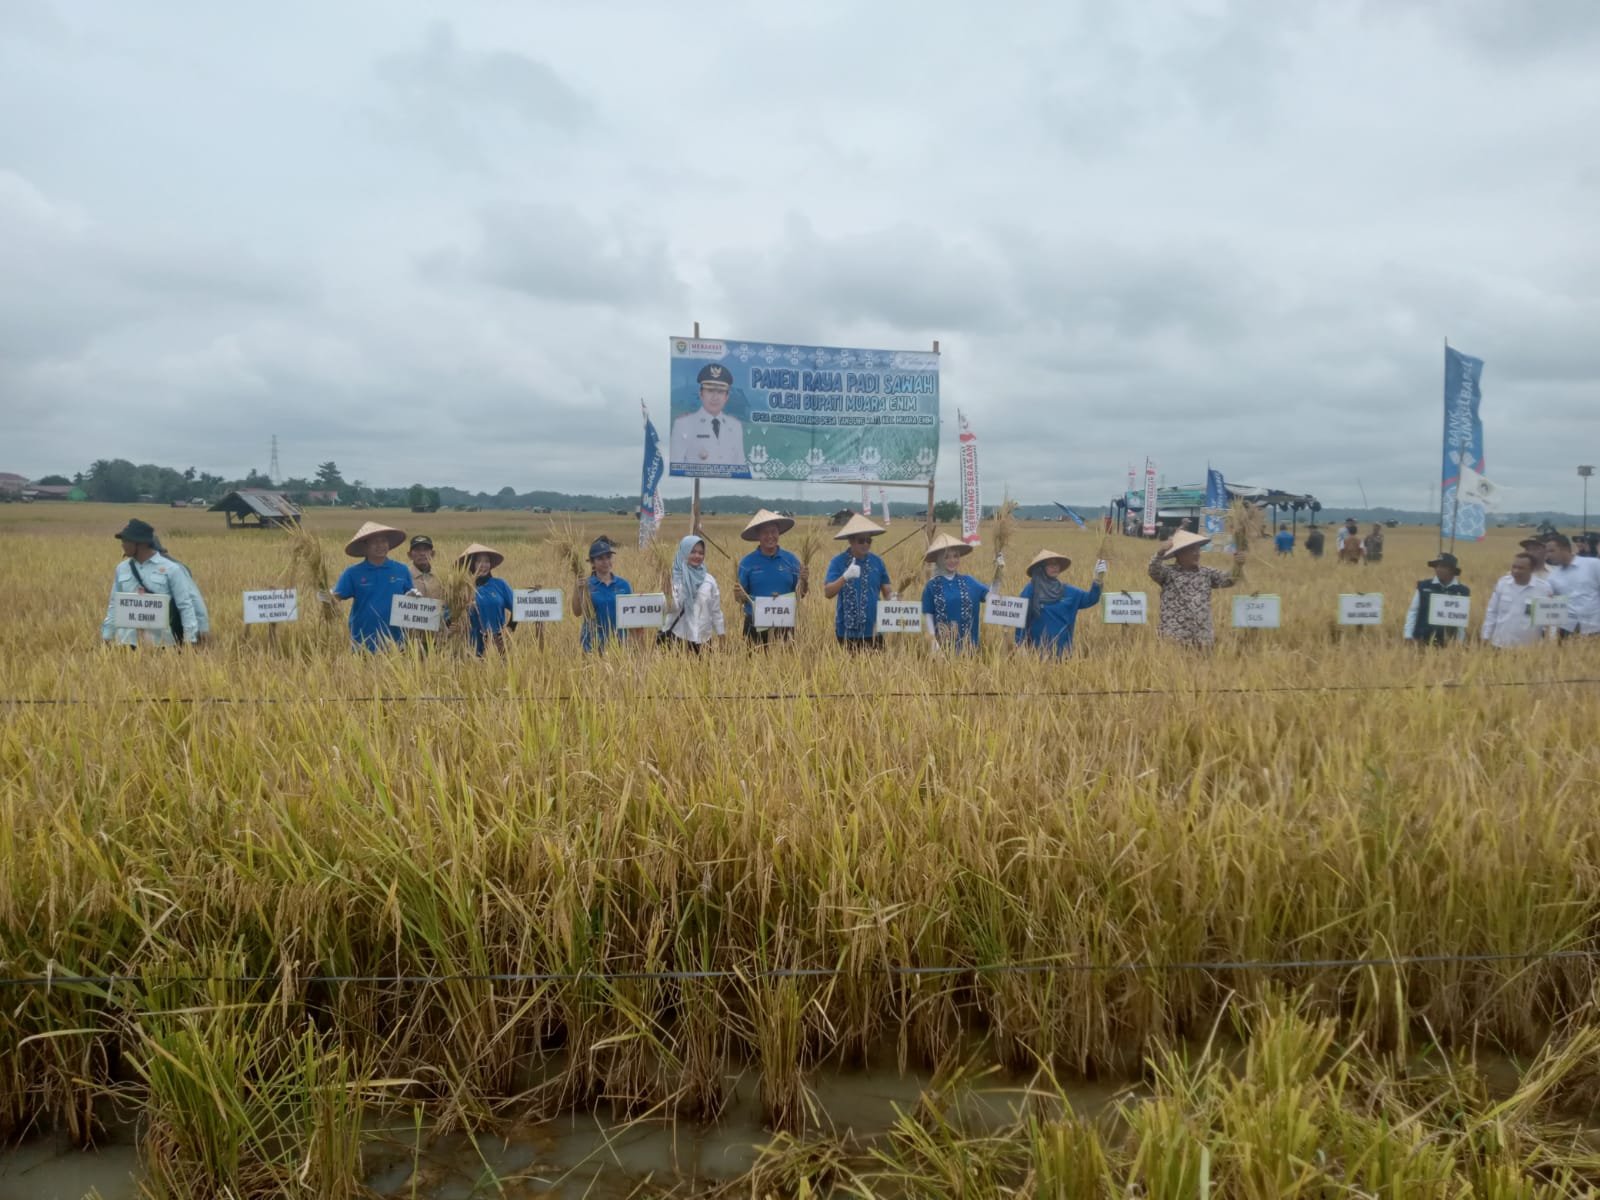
[{"left": 101, "top": 512, "right": 1600, "bottom": 656}]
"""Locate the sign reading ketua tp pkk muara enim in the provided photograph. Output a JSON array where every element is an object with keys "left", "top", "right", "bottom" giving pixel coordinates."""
[
  {"left": 874, "top": 600, "right": 924, "bottom": 635},
  {"left": 615, "top": 593, "right": 666, "bottom": 630},
  {"left": 389, "top": 594, "right": 442, "bottom": 632},
  {"left": 1102, "top": 592, "right": 1148, "bottom": 625},
  {"left": 1232, "top": 595, "right": 1281, "bottom": 629},
  {"left": 982, "top": 595, "right": 1028, "bottom": 629},
  {"left": 1338, "top": 594, "right": 1383, "bottom": 626},
  {"left": 112, "top": 593, "right": 170, "bottom": 630},
  {"left": 1532, "top": 596, "right": 1568, "bottom": 628},
  {"left": 512, "top": 589, "right": 564, "bottom": 623},
  {"left": 1427, "top": 593, "right": 1471, "bottom": 628},
  {"left": 752, "top": 595, "right": 797, "bottom": 629},
  {"left": 243, "top": 589, "right": 298, "bottom": 625}
]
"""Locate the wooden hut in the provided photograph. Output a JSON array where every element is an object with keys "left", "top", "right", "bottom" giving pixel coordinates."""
[{"left": 208, "top": 489, "right": 302, "bottom": 529}]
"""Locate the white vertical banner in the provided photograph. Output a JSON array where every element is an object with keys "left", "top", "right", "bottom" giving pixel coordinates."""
[
  {"left": 1141, "top": 457, "right": 1158, "bottom": 537},
  {"left": 862, "top": 485, "right": 873, "bottom": 518},
  {"left": 879, "top": 488, "right": 890, "bottom": 525},
  {"left": 959, "top": 409, "right": 980, "bottom": 544}
]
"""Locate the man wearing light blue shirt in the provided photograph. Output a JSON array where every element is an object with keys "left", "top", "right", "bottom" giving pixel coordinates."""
[{"left": 101, "top": 518, "right": 204, "bottom": 648}]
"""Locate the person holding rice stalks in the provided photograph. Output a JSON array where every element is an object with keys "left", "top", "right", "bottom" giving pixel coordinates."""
[
  {"left": 920, "top": 533, "right": 989, "bottom": 654},
  {"left": 1147, "top": 529, "right": 1245, "bottom": 649},
  {"left": 101, "top": 518, "right": 206, "bottom": 649},
  {"left": 823, "top": 514, "right": 892, "bottom": 650},
  {"left": 579, "top": 537, "right": 632, "bottom": 653},
  {"left": 457, "top": 543, "right": 515, "bottom": 657},
  {"left": 665, "top": 534, "right": 724, "bottom": 651},
  {"left": 1016, "top": 549, "right": 1105, "bottom": 658},
  {"left": 330, "top": 520, "right": 414, "bottom": 651},
  {"left": 736, "top": 509, "right": 806, "bottom": 645}
]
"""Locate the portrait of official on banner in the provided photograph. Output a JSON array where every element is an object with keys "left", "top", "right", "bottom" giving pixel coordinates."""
[{"left": 668, "top": 337, "right": 940, "bottom": 482}]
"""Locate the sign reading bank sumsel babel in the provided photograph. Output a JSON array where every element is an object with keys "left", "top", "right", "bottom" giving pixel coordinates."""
[{"left": 668, "top": 337, "right": 940, "bottom": 481}]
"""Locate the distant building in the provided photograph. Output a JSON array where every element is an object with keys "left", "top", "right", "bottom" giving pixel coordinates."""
[
  {"left": 306, "top": 490, "right": 340, "bottom": 505},
  {"left": 207, "top": 489, "right": 302, "bottom": 529},
  {"left": 0, "top": 472, "right": 27, "bottom": 496},
  {"left": 25, "top": 484, "right": 87, "bottom": 501}
]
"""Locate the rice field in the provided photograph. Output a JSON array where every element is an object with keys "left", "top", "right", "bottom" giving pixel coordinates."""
[{"left": 3, "top": 502, "right": 1600, "bottom": 1197}]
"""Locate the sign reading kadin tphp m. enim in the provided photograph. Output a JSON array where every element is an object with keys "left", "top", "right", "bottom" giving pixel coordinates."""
[{"left": 389, "top": 594, "right": 442, "bottom": 632}]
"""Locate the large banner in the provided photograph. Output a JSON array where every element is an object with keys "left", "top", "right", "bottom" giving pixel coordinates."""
[
  {"left": 668, "top": 337, "right": 940, "bottom": 481},
  {"left": 1441, "top": 346, "right": 1487, "bottom": 542},
  {"left": 959, "top": 409, "right": 980, "bottom": 544}
]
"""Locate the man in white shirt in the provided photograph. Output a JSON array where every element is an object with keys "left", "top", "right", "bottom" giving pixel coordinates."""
[
  {"left": 1480, "top": 551, "right": 1553, "bottom": 648},
  {"left": 670, "top": 362, "right": 746, "bottom": 470},
  {"left": 1544, "top": 533, "right": 1600, "bottom": 637}
]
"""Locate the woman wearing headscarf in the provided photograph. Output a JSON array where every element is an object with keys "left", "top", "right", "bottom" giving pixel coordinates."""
[
  {"left": 1016, "top": 549, "right": 1106, "bottom": 657},
  {"left": 920, "top": 533, "right": 989, "bottom": 654},
  {"left": 458, "top": 542, "right": 515, "bottom": 656},
  {"left": 665, "top": 534, "right": 724, "bottom": 651}
]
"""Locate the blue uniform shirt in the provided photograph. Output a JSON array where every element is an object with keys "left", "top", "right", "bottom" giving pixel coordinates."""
[
  {"left": 737, "top": 547, "right": 803, "bottom": 616},
  {"left": 1274, "top": 530, "right": 1294, "bottom": 553},
  {"left": 825, "top": 550, "right": 890, "bottom": 639},
  {"left": 1016, "top": 580, "right": 1102, "bottom": 656},
  {"left": 582, "top": 574, "right": 632, "bottom": 652},
  {"left": 921, "top": 573, "right": 990, "bottom": 649},
  {"left": 332, "top": 558, "right": 414, "bottom": 650},
  {"left": 468, "top": 576, "right": 515, "bottom": 655}
]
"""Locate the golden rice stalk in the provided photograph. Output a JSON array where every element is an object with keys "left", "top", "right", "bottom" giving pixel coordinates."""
[
  {"left": 989, "top": 497, "right": 1018, "bottom": 590},
  {"left": 648, "top": 538, "right": 675, "bottom": 595},
  {"left": 282, "top": 521, "right": 339, "bottom": 624},
  {"left": 895, "top": 537, "right": 932, "bottom": 600},
  {"left": 796, "top": 520, "right": 825, "bottom": 582},
  {"left": 1230, "top": 498, "right": 1251, "bottom": 580},
  {"left": 439, "top": 564, "right": 478, "bottom": 648},
  {"left": 547, "top": 520, "right": 588, "bottom": 583}
]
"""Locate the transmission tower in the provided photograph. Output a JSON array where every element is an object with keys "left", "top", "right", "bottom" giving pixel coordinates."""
[{"left": 269, "top": 435, "right": 281, "bottom": 485}]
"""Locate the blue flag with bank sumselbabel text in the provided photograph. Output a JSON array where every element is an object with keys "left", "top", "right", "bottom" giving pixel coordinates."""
[
  {"left": 1441, "top": 347, "right": 1486, "bottom": 542},
  {"left": 640, "top": 402, "right": 665, "bottom": 548},
  {"left": 1203, "top": 468, "right": 1228, "bottom": 545}
]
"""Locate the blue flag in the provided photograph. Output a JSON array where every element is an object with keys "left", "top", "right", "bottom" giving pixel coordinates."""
[
  {"left": 1053, "top": 502, "right": 1086, "bottom": 529},
  {"left": 1203, "top": 469, "right": 1228, "bottom": 542},
  {"left": 1441, "top": 346, "right": 1486, "bottom": 541},
  {"left": 640, "top": 402, "right": 665, "bottom": 547}
]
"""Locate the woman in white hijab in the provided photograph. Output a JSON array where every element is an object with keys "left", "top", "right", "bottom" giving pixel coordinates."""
[{"left": 665, "top": 534, "right": 725, "bottom": 651}]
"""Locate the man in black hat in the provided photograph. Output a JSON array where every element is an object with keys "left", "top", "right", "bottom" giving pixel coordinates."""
[
  {"left": 1403, "top": 551, "right": 1470, "bottom": 646},
  {"left": 100, "top": 518, "right": 205, "bottom": 648},
  {"left": 670, "top": 361, "right": 746, "bottom": 469},
  {"left": 407, "top": 534, "right": 444, "bottom": 602}
]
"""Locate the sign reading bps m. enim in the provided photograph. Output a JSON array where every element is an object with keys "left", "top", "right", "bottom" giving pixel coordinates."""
[{"left": 668, "top": 337, "right": 940, "bottom": 482}]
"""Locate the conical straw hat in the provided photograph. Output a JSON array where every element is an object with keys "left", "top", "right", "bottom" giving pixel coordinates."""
[
  {"left": 832, "top": 513, "right": 886, "bottom": 540},
  {"left": 456, "top": 542, "right": 505, "bottom": 569},
  {"left": 344, "top": 520, "right": 407, "bottom": 557},
  {"left": 923, "top": 532, "right": 975, "bottom": 563},
  {"left": 1026, "top": 548, "right": 1072, "bottom": 572},
  {"left": 1159, "top": 529, "right": 1212, "bottom": 558},
  {"left": 740, "top": 508, "right": 795, "bottom": 541}
]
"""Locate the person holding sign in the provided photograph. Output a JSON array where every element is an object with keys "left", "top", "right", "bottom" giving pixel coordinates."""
[
  {"left": 1480, "top": 552, "right": 1553, "bottom": 648},
  {"left": 579, "top": 537, "right": 632, "bottom": 653},
  {"left": 330, "top": 521, "right": 413, "bottom": 651},
  {"left": 920, "top": 533, "right": 988, "bottom": 653},
  {"left": 664, "top": 535, "right": 725, "bottom": 651},
  {"left": 1017, "top": 549, "right": 1105, "bottom": 657},
  {"left": 1403, "top": 551, "right": 1470, "bottom": 646},
  {"left": 100, "top": 518, "right": 205, "bottom": 648},
  {"left": 823, "top": 514, "right": 892, "bottom": 650},
  {"left": 458, "top": 543, "right": 515, "bottom": 656},
  {"left": 1147, "top": 530, "right": 1244, "bottom": 649},
  {"left": 736, "top": 509, "right": 806, "bottom": 645},
  {"left": 1543, "top": 533, "right": 1600, "bottom": 637}
]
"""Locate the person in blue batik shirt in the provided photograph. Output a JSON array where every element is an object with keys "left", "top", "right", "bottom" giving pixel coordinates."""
[
  {"left": 823, "top": 514, "right": 892, "bottom": 650},
  {"left": 458, "top": 543, "right": 515, "bottom": 656},
  {"left": 920, "top": 533, "right": 989, "bottom": 654},
  {"left": 736, "top": 509, "right": 807, "bottom": 644},
  {"left": 1016, "top": 548, "right": 1104, "bottom": 658},
  {"left": 579, "top": 537, "right": 631, "bottom": 652},
  {"left": 330, "top": 521, "right": 414, "bottom": 651}
]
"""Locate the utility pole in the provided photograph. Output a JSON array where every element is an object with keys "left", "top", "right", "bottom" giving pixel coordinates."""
[
  {"left": 269, "top": 435, "right": 281, "bottom": 485},
  {"left": 1581, "top": 465, "right": 1594, "bottom": 532}
]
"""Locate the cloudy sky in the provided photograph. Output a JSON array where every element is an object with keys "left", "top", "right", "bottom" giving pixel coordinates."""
[{"left": 4, "top": 0, "right": 1597, "bottom": 511}]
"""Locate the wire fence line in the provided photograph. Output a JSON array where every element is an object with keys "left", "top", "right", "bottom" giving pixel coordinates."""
[
  {"left": 4, "top": 676, "right": 1599, "bottom": 708},
  {"left": 4, "top": 948, "right": 1595, "bottom": 994}
]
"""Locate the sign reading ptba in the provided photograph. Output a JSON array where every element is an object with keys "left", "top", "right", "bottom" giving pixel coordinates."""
[
  {"left": 668, "top": 337, "right": 940, "bottom": 482},
  {"left": 512, "top": 589, "right": 564, "bottom": 623},
  {"left": 112, "top": 593, "right": 170, "bottom": 630},
  {"left": 243, "top": 589, "right": 298, "bottom": 625},
  {"left": 751, "top": 594, "right": 797, "bottom": 629},
  {"left": 389, "top": 594, "right": 442, "bottom": 632},
  {"left": 615, "top": 593, "right": 667, "bottom": 630}
]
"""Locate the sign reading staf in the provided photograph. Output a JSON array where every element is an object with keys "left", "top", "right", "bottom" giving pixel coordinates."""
[{"left": 1232, "top": 595, "right": 1281, "bottom": 629}]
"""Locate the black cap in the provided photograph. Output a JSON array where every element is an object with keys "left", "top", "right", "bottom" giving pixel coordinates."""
[
  {"left": 696, "top": 362, "right": 732, "bottom": 388},
  {"left": 409, "top": 535, "right": 433, "bottom": 549},
  {"left": 1427, "top": 552, "right": 1461, "bottom": 570},
  {"left": 588, "top": 538, "right": 617, "bottom": 560},
  {"left": 114, "top": 518, "right": 157, "bottom": 544}
]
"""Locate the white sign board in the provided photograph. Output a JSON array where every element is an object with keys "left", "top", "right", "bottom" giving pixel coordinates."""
[
  {"left": 112, "top": 592, "right": 170, "bottom": 630},
  {"left": 243, "top": 588, "right": 298, "bottom": 625},
  {"left": 389, "top": 594, "right": 443, "bottom": 632},
  {"left": 751, "top": 594, "right": 797, "bottom": 629},
  {"left": 616, "top": 592, "right": 667, "bottom": 630},
  {"left": 513, "top": 588, "right": 564, "bottom": 623},
  {"left": 982, "top": 594, "right": 1028, "bottom": 629},
  {"left": 1531, "top": 596, "right": 1568, "bottom": 628},
  {"left": 874, "top": 600, "right": 924, "bottom": 635},
  {"left": 1427, "top": 593, "right": 1471, "bottom": 628},
  {"left": 1232, "top": 594, "right": 1281, "bottom": 629},
  {"left": 1102, "top": 592, "right": 1148, "bottom": 625},
  {"left": 1337, "top": 594, "right": 1383, "bottom": 626}
]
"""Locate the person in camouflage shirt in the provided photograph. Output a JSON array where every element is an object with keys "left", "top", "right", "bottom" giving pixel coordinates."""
[{"left": 1147, "top": 530, "right": 1246, "bottom": 648}]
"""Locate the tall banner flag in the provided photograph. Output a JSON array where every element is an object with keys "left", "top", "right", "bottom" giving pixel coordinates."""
[
  {"left": 1053, "top": 502, "right": 1086, "bottom": 529},
  {"left": 1441, "top": 346, "right": 1487, "bottom": 542},
  {"left": 862, "top": 485, "right": 873, "bottom": 518},
  {"left": 1141, "top": 458, "right": 1158, "bottom": 536},
  {"left": 668, "top": 337, "right": 940, "bottom": 481},
  {"left": 879, "top": 488, "right": 890, "bottom": 525},
  {"left": 639, "top": 401, "right": 666, "bottom": 548},
  {"left": 958, "top": 409, "right": 980, "bottom": 544},
  {"left": 1203, "top": 468, "right": 1228, "bottom": 545}
]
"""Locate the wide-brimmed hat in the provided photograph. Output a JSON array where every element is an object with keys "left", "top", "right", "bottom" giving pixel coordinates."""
[
  {"left": 344, "top": 521, "right": 407, "bottom": 557},
  {"left": 1026, "top": 548, "right": 1072, "bottom": 573},
  {"left": 740, "top": 508, "right": 795, "bottom": 541},
  {"left": 832, "top": 513, "right": 886, "bottom": 541},
  {"left": 588, "top": 537, "right": 618, "bottom": 560},
  {"left": 457, "top": 542, "right": 505, "bottom": 569},
  {"left": 114, "top": 518, "right": 157, "bottom": 545},
  {"left": 1427, "top": 552, "right": 1462, "bottom": 571},
  {"left": 1159, "top": 529, "right": 1213, "bottom": 558},
  {"left": 923, "top": 532, "right": 974, "bottom": 563}
]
